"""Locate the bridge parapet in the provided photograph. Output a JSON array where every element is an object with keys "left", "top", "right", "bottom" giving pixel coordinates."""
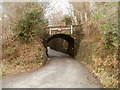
[
  {"left": 47, "top": 25, "right": 74, "bottom": 35},
  {"left": 47, "top": 25, "right": 83, "bottom": 36},
  {"left": 45, "top": 25, "right": 83, "bottom": 57}
]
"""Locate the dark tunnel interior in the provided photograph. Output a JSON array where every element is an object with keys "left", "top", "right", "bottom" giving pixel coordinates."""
[{"left": 47, "top": 34, "right": 74, "bottom": 57}]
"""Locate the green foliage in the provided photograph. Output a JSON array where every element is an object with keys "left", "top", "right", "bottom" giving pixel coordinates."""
[
  {"left": 14, "top": 8, "right": 47, "bottom": 43},
  {"left": 62, "top": 15, "right": 72, "bottom": 25},
  {"left": 104, "top": 30, "right": 118, "bottom": 54},
  {"left": 74, "top": 2, "right": 118, "bottom": 88},
  {"left": 93, "top": 13, "right": 101, "bottom": 20},
  {"left": 93, "top": 2, "right": 118, "bottom": 55}
]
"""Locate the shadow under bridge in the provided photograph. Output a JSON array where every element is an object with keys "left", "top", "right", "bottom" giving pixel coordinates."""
[{"left": 47, "top": 34, "right": 74, "bottom": 57}]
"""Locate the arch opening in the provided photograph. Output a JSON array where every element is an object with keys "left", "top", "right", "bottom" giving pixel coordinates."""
[{"left": 47, "top": 34, "right": 74, "bottom": 57}]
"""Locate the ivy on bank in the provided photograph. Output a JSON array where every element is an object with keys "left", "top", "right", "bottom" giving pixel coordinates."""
[{"left": 14, "top": 9, "right": 47, "bottom": 43}]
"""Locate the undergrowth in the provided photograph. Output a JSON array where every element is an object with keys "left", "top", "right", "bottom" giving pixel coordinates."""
[
  {"left": 76, "top": 20, "right": 119, "bottom": 88},
  {"left": 2, "top": 38, "right": 47, "bottom": 76}
]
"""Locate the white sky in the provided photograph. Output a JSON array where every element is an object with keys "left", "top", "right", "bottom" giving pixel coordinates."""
[
  {"left": 51, "top": 0, "right": 70, "bottom": 14},
  {"left": 45, "top": 0, "right": 70, "bottom": 18},
  {"left": 0, "top": 0, "right": 70, "bottom": 20}
]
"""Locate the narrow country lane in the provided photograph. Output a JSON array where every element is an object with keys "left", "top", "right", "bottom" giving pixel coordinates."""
[{"left": 2, "top": 48, "right": 103, "bottom": 88}]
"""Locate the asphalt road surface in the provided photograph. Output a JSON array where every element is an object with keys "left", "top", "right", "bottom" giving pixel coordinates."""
[{"left": 2, "top": 47, "right": 102, "bottom": 88}]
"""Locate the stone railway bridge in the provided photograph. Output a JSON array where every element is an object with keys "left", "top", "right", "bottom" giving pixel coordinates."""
[{"left": 44, "top": 25, "right": 84, "bottom": 57}]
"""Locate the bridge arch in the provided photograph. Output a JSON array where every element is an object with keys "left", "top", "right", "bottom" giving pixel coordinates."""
[{"left": 47, "top": 34, "right": 74, "bottom": 57}]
